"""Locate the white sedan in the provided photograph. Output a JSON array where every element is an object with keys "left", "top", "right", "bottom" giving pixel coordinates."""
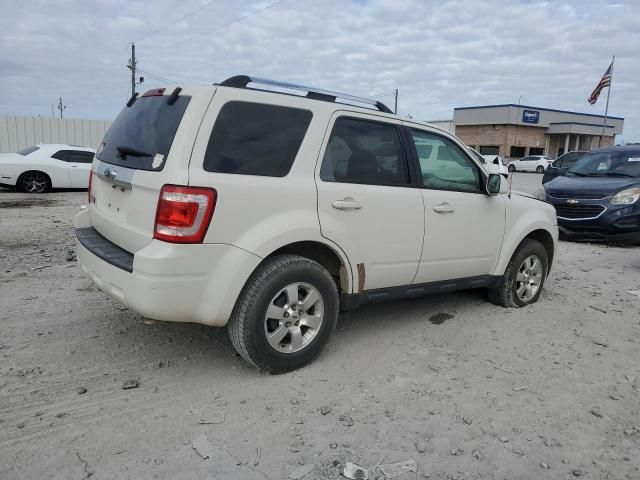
[
  {"left": 0, "top": 144, "right": 95, "bottom": 193},
  {"left": 507, "top": 155, "right": 552, "bottom": 173}
]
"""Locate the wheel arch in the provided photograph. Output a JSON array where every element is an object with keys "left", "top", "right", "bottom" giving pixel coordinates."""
[
  {"left": 16, "top": 170, "right": 52, "bottom": 192},
  {"left": 260, "top": 240, "right": 353, "bottom": 294},
  {"left": 523, "top": 228, "right": 555, "bottom": 270},
  {"left": 496, "top": 227, "right": 556, "bottom": 276}
]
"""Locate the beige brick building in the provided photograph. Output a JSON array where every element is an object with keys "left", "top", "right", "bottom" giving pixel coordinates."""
[{"left": 435, "top": 104, "right": 623, "bottom": 159}]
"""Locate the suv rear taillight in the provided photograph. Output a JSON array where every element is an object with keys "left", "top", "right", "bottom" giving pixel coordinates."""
[
  {"left": 153, "top": 185, "right": 217, "bottom": 243},
  {"left": 88, "top": 169, "right": 93, "bottom": 204}
]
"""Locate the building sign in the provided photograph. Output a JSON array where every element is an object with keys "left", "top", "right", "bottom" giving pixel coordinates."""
[{"left": 522, "top": 109, "right": 540, "bottom": 124}]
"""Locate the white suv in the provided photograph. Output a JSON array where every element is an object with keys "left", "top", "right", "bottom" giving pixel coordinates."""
[{"left": 75, "top": 76, "right": 558, "bottom": 372}]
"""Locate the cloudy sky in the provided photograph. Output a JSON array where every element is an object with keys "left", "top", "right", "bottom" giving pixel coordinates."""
[{"left": 1, "top": 0, "right": 638, "bottom": 141}]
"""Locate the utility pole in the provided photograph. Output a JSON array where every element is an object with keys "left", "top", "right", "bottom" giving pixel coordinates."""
[
  {"left": 57, "top": 97, "right": 66, "bottom": 119},
  {"left": 128, "top": 42, "right": 137, "bottom": 97},
  {"left": 514, "top": 94, "right": 522, "bottom": 157},
  {"left": 51, "top": 104, "right": 55, "bottom": 118},
  {"left": 394, "top": 88, "right": 398, "bottom": 114}
]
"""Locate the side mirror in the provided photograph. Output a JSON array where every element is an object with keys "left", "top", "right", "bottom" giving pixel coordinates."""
[{"left": 487, "top": 174, "right": 502, "bottom": 195}]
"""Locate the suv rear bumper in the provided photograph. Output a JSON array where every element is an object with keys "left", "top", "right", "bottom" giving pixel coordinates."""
[{"left": 75, "top": 209, "right": 262, "bottom": 326}]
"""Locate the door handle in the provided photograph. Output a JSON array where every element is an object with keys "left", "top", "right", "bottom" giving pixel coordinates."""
[
  {"left": 70, "top": 165, "right": 78, "bottom": 168},
  {"left": 433, "top": 202, "right": 455, "bottom": 214},
  {"left": 332, "top": 198, "right": 362, "bottom": 210}
]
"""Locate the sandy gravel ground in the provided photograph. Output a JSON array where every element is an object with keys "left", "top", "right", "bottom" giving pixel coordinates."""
[{"left": 1, "top": 174, "right": 639, "bottom": 480}]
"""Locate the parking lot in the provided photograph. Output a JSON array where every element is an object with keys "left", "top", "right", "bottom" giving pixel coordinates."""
[{"left": 1, "top": 173, "right": 639, "bottom": 480}]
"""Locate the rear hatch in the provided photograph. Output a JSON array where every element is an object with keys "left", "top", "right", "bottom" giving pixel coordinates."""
[{"left": 89, "top": 86, "right": 214, "bottom": 252}]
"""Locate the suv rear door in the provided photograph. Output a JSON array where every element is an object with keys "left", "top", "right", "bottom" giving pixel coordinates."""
[
  {"left": 315, "top": 113, "right": 424, "bottom": 291},
  {"left": 89, "top": 86, "right": 214, "bottom": 252}
]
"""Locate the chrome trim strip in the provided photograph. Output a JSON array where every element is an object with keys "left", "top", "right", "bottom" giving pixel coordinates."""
[
  {"left": 556, "top": 206, "right": 607, "bottom": 221},
  {"left": 93, "top": 160, "right": 134, "bottom": 188}
]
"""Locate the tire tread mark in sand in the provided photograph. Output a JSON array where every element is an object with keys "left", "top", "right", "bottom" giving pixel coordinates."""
[
  {"left": 429, "top": 312, "right": 454, "bottom": 325},
  {"left": 76, "top": 452, "right": 94, "bottom": 479}
]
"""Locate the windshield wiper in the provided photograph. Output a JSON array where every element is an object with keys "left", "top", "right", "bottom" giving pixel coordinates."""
[
  {"left": 605, "top": 172, "right": 635, "bottom": 177},
  {"left": 568, "top": 171, "right": 587, "bottom": 176},
  {"left": 116, "top": 145, "right": 152, "bottom": 158}
]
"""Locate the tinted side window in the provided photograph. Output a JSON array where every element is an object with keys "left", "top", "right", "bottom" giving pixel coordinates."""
[
  {"left": 52, "top": 150, "right": 94, "bottom": 163},
  {"left": 77, "top": 151, "right": 95, "bottom": 163},
  {"left": 320, "top": 118, "right": 409, "bottom": 186},
  {"left": 411, "top": 129, "right": 481, "bottom": 193},
  {"left": 52, "top": 150, "right": 74, "bottom": 162},
  {"left": 204, "top": 101, "right": 312, "bottom": 177}
]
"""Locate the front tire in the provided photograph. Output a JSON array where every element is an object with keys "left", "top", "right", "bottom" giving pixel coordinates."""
[
  {"left": 228, "top": 254, "right": 339, "bottom": 373},
  {"left": 536, "top": 165, "right": 545, "bottom": 173},
  {"left": 18, "top": 171, "right": 51, "bottom": 193},
  {"left": 488, "top": 239, "right": 548, "bottom": 307}
]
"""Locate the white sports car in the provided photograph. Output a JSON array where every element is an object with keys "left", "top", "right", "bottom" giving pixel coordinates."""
[{"left": 0, "top": 144, "right": 96, "bottom": 193}]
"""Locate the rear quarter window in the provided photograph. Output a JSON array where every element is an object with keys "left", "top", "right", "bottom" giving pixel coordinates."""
[{"left": 203, "top": 101, "right": 312, "bottom": 177}]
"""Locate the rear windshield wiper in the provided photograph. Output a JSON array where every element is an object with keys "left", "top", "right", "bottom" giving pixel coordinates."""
[{"left": 116, "top": 145, "right": 153, "bottom": 158}]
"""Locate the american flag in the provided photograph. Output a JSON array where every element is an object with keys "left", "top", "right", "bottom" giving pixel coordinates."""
[{"left": 588, "top": 62, "right": 613, "bottom": 105}]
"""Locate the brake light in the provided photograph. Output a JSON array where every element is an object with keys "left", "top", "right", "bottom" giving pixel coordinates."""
[
  {"left": 88, "top": 169, "right": 93, "bottom": 204},
  {"left": 153, "top": 185, "right": 217, "bottom": 243},
  {"left": 142, "top": 88, "right": 166, "bottom": 97}
]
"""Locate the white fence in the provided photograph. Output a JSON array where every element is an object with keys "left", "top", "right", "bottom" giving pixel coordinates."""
[{"left": 0, "top": 116, "right": 112, "bottom": 153}]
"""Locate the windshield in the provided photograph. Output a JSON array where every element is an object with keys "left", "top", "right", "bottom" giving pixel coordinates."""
[
  {"left": 17, "top": 145, "right": 40, "bottom": 156},
  {"left": 568, "top": 150, "right": 640, "bottom": 178},
  {"left": 97, "top": 94, "right": 190, "bottom": 171}
]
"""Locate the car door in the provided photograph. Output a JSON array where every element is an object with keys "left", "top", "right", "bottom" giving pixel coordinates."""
[
  {"left": 47, "top": 150, "right": 74, "bottom": 188},
  {"left": 315, "top": 114, "right": 424, "bottom": 291},
  {"left": 406, "top": 126, "right": 506, "bottom": 283},
  {"left": 518, "top": 156, "right": 532, "bottom": 172},
  {"left": 66, "top": 150, "right": 94, "bottom": 188}
]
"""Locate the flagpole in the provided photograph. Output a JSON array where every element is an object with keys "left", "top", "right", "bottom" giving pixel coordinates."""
[{"left": 599, "top": 55, "right": 614, "bottom": 148}]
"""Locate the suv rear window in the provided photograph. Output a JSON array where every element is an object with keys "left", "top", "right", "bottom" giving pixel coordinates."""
[
  {"left": 97, "top": 95, "right": 190, "bottom": 171},
  {"left": 203, "top": 101, "right": 312, "bottom": 177}
]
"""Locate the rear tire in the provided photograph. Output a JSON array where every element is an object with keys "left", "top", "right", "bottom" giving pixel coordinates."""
[
  {"left": 508, "top": 164, "right": 516, "bottom": 172},
  {"left": 18, "top": 171, "right": 51, "bottom": 193},
  {"left": 536, "top": 166, "right": 545, "bottom": 173},
  {"left": 228, "top": 254, "right": 339, "bottom": 373},
  {"left": 488, "top": 239, "right": 548, "bottom": 308}
]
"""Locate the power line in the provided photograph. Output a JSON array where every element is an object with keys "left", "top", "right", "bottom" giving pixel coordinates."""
[
  {"left": 152, "top": 0, "right": 290, "bottom": 53},
  {"left": 136, "top": 0, "right": 223, "bottom": 43},
  {"left": 137, "top": 68, "right": 179, "bottom": 84}
]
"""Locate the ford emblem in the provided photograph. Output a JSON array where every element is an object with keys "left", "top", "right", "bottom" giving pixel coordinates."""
[{"left": 104, "top": 167, "right": 117, "bottom": 179}]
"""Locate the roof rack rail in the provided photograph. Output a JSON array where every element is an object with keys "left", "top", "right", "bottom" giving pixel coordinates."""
[{"left": 218, "top": 75, "right": 393, "bottom": 114}]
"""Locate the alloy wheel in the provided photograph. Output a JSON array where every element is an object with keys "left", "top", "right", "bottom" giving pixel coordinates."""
[
  {"left": 22, "top": 172, "right": 48, "bottom": 193},
  {"left": 264, "top": 282, "right": 324, "bottom": 353},
  {"left": 515, "top": 254, "right": 543, "bottom": 302}
]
